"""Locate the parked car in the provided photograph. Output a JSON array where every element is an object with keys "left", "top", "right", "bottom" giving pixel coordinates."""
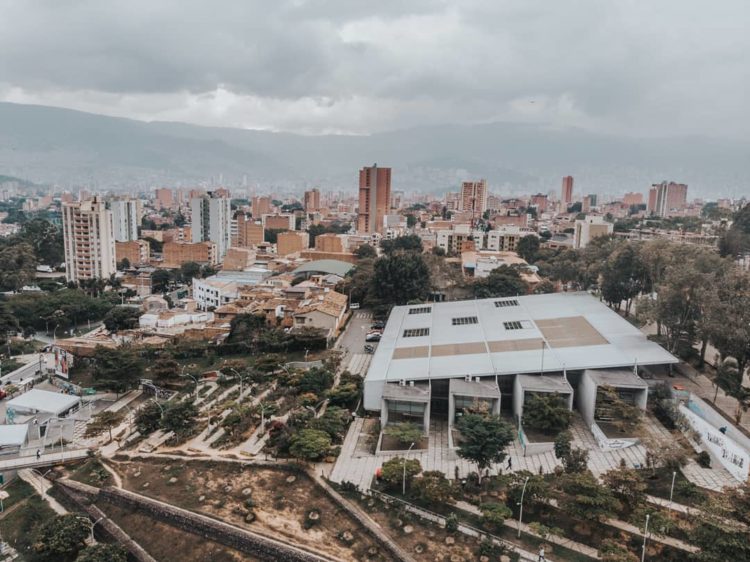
[
  {"left": 371, "top": 322, "right": 385, "bottom": 330},
  {"left": 364, "top": 344, "right": 375, "bottom": 354},
  {"left": 365, "top": 332, "right": 382, "bottom": 342}
]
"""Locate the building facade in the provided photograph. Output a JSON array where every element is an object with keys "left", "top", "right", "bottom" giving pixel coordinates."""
[
  {"left": 561, "top": 175, "right": 574, "bottom": 207},
  {"left": 110, "top": 198, "right": 139, "bottom": 242},
  {"left": 357, "top": 164, "right": 392, "bottom": 234},
  {"left": 459, "top": 180, "right": 488, "bottom": 217},
  {"left": 574, "top": 216, "right": 614, "bottom": 248},
  {"left": 649, "top": 181, "right": 688, "bottom": 217},
  {"left": 191, "top": 192, "right": 232, "bottom": 258},
  {"left": 62, "top": 197, "right": 116, "bottom": 283},
  {"left": 304, "top": 188, "right": 321, "bottom": 213}
]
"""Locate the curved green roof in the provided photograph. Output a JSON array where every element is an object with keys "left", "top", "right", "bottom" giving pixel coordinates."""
[{"left": 292, "top": 259, "right": 354, "bottom": 277}]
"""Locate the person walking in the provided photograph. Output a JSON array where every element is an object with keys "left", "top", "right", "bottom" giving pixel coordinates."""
[
  {"left": 506, "top": 457, "right": 512, "bottom": 471},
  {"left": 36, "top": 449, "right": 41, "bottom": 460},
  {"left": 538, "top": 545, "right": 546, "bottom": 561}
]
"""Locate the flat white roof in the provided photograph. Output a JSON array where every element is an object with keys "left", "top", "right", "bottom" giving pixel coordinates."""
[
  {"left": 366, "top": 292, "right": 677, "bottom": 385},
  {"left": 6, "top": 389, "right": 81, "bottom": 416},
  {"left": 0, "top": 424, "right": 29, "bottom": 447}
]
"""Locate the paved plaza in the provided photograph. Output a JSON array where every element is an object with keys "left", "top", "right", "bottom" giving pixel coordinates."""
[{"left": 330, "top": 412, "right": 739, "bottom": 492}]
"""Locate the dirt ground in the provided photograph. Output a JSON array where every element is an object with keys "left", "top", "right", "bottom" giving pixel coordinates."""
[
  {"left": 102, "top": 502, "right": 256, "bottom": 562},
  {"left": 110, "top": 458, "right": 387, "bottom": 562}
]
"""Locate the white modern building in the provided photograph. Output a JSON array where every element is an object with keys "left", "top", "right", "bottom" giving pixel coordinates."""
[
  {"left": 110, "top": 198, "right": 139, "bottom": 242},
  {"left": 192, "top": 269, "right": 272, "bottom": 310},
  {"left": 363, "top": 292, "right": 677, "bottom": 432},
  {"left": 574, "top": 216, "right": 614, "bottom": 249},
  {"left": 62, "top": 196, "right": 116, "bottom": 283},
  {"left": 191, "top": 192, "right": 232, "bottom": 258}
]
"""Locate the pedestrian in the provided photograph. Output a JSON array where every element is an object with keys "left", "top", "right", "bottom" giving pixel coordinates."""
[
  {"left": 538, "top": 546, "right": 546, "bottom": 561},
  {"left": 36, "top": 449, "right": 41, "bottom": 460},
  {"left": 538, "top": 464, "right": 543, "bottom": 475},
  {"left": 506, "top": 457, "right": 512, "bottom": 471},
  {"left": 454, "top": 466, "right": 459, "bottom": 481}
]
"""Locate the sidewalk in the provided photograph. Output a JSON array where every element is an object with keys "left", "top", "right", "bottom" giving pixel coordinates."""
[{"left": 19, "top": 469, "right": 68, "bottom": 515}]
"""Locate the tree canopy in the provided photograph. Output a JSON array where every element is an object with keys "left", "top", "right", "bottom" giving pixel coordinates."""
[{"left": 455, "top": 413, "right": 515, "bottom": 481}]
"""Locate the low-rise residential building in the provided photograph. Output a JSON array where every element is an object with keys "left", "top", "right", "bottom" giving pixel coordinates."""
[
  {"left": 192, "top": 269, "right": 272, "bottom": 310},
  {"left": 292, "top": 290, "right": 348, "bottom": 339},
  {"left": 574, "top": 216, "right": 614, "bottom": 248},
  {"left": 277, "top": 231, "right": 309, "bottom": 256},
  {"left": 162, "top": 241, "right": 218, "bottom": 267},
  {"left": 116, "top": 240, "right": 150, "bottom": 265}
]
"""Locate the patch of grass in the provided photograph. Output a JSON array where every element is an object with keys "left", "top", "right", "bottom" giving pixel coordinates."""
[
  {"left": 637, "top": 469, "right": 709, "bottom": 507},
  {"left": 0, "top": 480, "right": 58, "bottom": 557},
  {"left": 67, "top": 458, "right": 114, "bottom": 487}
]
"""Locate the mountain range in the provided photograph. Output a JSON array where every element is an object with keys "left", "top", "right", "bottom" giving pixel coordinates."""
[{"left": 0, "top": 101, "right": 748, "bottom": 198}]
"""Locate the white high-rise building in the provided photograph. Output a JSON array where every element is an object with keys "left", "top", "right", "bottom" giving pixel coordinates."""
[
  {"left": 110, "top": 199, "right": 139, "bottom": 242},
  {"left": 191, "top": 192, "right": 232, "bottom": 258},
  {"left": 62, "top": 196, "right": 116, "bottom": 283}
]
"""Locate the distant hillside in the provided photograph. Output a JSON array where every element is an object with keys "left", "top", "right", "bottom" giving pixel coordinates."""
[{"left": 0, "top": 102, "right": 748, "bottom": 198}]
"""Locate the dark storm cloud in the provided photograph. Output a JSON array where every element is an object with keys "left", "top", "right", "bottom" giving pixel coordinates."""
[{"left": 0, "top": 0, "right": 748, "bottom": 137}]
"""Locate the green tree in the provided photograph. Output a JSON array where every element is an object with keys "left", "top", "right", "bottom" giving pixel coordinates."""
[
  {"left": 151, "top": 269, "right": 172, "bottom": 293},
  {"left": 479, "top": 502, "right": 513, "bottom": 531},
  {"left": 516, "top": 235, "right": 540, "bottom": 263},
  {"left": 380, "top": 457, "right": 422, "bottom": 490},
  {"left": 17, "top": 218, "right": 65, "bottom": 265},
  {"left": 161, "top": 400, "right": 198, "bottom": 437},
  {"left": 76, "top": 544, "right": 128, "bottom": 562},
  {"left": 102, "top": 306, "right": 142, "bottom": 332},
  {"left": 522, "top": 393, "right": 572, "bottom": 434},
  {"left": 405, "top": 214, "right": 417, "bottom": 228},
  {"left": 599, "top": 539, "right": 638, "bottom": 562},
  {"left": 411, "top": 470, "right": 454, "bottom": 504},
  {"left": 289, "top": 428, "right": 331, "bottom": 461},
  {"left": 506, "top": 471, "right": 552, "bottom": 509},
  {"left": 559, "top": 472, "right": 621, "bottom": 521},
  {"left": 92, "top": 346, "right": 144, "bottom": 392},
  {"left": 562, "top": 448, "right": 590, "bottom": 473},
  {"left": 371, "top": 253, "right": 431, "bottom": 305},
  {"left": 151, "top": 356, "right": 181, "bottom": 381},
  {"left": 297, "top": 367, "right": 334, "bottom": 395},
  {"left": 32, "top": 514, "right": 90, "bottom": 562},
  {"left": 383, "top": 422, "right": 423, "bottom": 446},
  {"left": 0, "top": 242, "right": 37, "bottom": 291},
  {"left": 86, "top": 410, "right": 124, "bottom": 442},
  {"left": 354, "top": 243, "right": 377, "bottom": 259},
  {"left": 600, "top": 244, "right": 647, "bottom": 315},
  {"left": 470, "top": 266, "right": 528, "bottom": 298},
  {"left": 135, "top": 401, "right": 162, "bottom": 434},
  {"left": 179, "top": 261, "right": 202, "bottom": 282},
  {"left": 309, "top": 406, "right": 350, "bottom": 442},
  {"left": 455, "top": 413, "right": 515, "bottom": 483},
  {"left": 380, "top": 234, "right": 423, "bottom": 255},
  {"left": 602, "top": 466, "right": 647, "bottom": 514}
]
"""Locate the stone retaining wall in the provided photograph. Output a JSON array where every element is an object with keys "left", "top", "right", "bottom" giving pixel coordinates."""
[{"left": 57, "top": 479, "right": 331, "bottom": 562}]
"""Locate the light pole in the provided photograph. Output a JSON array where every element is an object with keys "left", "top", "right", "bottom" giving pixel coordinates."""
[
  {"left": 179, "top": 371, "right": 199, "bottom": 397},
  {"left": 225, "top": 366, "right": 250, "bottom": 405},
  {"left": 29, "top": 468, "right": 53, "bottom": 497},
  {"left": 668, "top": 471, "right": 677, "bottom": 512},
  {"left": 75, "top": 515, "right": 104, "bottom": 543},
  {"left": 403, "top": 442, "right": 415, "bottom": 496},
  {"left": 641, "top": 513, "right": 650, "bottom": 562},
  {"left": 150, "top": 398, "right": 165, "bottom": 415},
  {"left": 517, "top": 475, "right": 530, "bottom": 538}
]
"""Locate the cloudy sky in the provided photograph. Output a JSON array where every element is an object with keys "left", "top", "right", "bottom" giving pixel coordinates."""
[{"left": 1, "top": 0, "right": 748, "bottom": 138}]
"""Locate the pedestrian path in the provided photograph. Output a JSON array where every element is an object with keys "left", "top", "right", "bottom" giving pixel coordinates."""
[
  {"left": 19, "top": 469, "right": 68, "bottom": 515},
  {"left": 346, "top": 353, "right": 372, "bottom": 377}
]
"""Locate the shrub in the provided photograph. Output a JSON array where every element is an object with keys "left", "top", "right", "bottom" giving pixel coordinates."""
[
  {"left": 380, "top": 457, "right": 422, "bottom": 491},
  {"left": 411, "top": 471, "right": 454, "bottom": 505},
  {"left": 696, "top": 451, "right": 711, "bottom": 468},
  {"left": 479, "top": 502, "right": 513, "bottom": 531},
  {"left": 383, "top": 422, "right": 423, "bottom": 446},
  {"left": 522, "top": 393, "right": 573, "bottom": 434}
]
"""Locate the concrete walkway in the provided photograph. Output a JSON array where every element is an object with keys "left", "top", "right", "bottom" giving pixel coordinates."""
[
  {"left": 0, "top": 449, "right": 89, "bottom": 471},
  {"left": 19, "top": 469, "right": 68, "bottom": 514}
]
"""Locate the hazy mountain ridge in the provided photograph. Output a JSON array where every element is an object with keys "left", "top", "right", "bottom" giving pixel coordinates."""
[{"left": 0, "top": 102, "right": 748, "bottom": 198}]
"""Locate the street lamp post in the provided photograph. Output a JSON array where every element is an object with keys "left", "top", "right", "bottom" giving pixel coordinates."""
[
  {"left": 225, "top": 366, "right": 249, "bottom": 405},
  {"left": 517, "top": 476, "right": 530, "bottom": 538},
  {"left": 29, "top": 468, "right": 53, "bottom": 497},
  {"left": 403, "top": 442, "right": 416, "bottom": 496},
  {"left": 641, "top": 513, "right": 650, "bottom": 562},
  {"left": 668, "top": 471, "right": 677, "bottom": 512},
  {"left": 180, "top": 367, "right": 198, "bottom": 394},
  {"left": 150, "top": 398, "right": 165, "bottom": 415}
]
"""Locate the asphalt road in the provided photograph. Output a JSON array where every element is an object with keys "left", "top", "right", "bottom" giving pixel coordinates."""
[{"left": 337, "top": 310, "right": 377, "bottom": 357}]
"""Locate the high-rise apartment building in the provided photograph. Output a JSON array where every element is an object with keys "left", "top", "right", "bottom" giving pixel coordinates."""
[
  {"left": 62, "top": 197, "right": 116, "bottom": 283},
  {"left": 236, "top": 214, "right": 264, "bottom": 247},
  {"left": 530, "top": 194, "right": 548, "bottom": 213},
  {"left": 154, "top": 188, "right": 174, "bottom": 209},
  {"left": 191, "top": 192, "right": 232, "bottom": 258},
  {"left": 111, "top": 199, "right": 139, "bottom": 242},
  {"left": 459, "top": 180, "right": 488, "bottom": 217},
  {"left": 304, "top": 188, "right": 321, "bottom": 213},
  {"left": 357, "top": 164, "right": 391, "bottom": 234},
  {"left": 622, "top": 192, "right": 644, "bottom": 207},
  {"left": 561, "top": 176, "right": 574, "bottom": 207},
  {"left": 648, "top": 181, "right": 688, "bottom": 217},
  {"left": 252, "top": 196, "right": 272, "bottom": 217}
]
